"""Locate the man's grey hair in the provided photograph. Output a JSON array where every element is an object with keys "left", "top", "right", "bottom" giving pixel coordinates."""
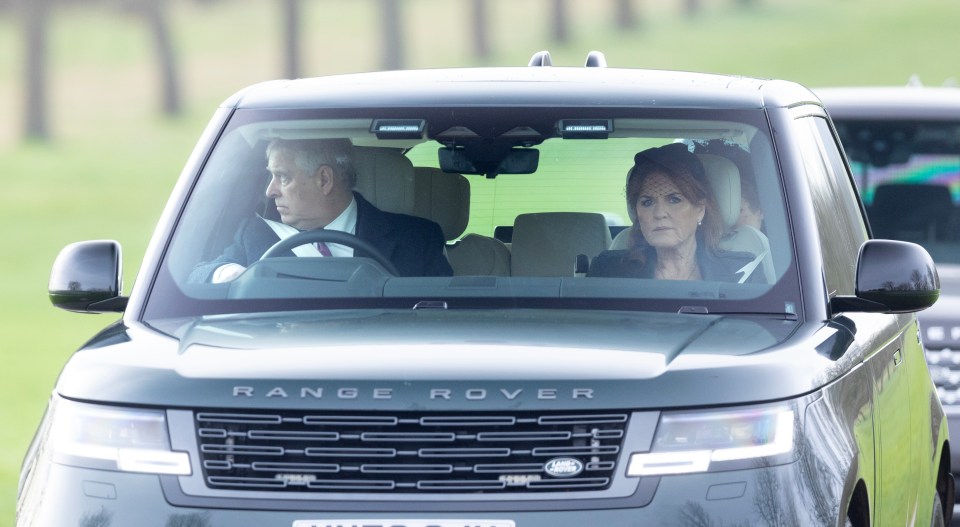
[{"left": 266, "top": 138, "right": 357, "bottom": 188}]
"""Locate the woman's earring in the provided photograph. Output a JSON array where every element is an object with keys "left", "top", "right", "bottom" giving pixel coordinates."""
[{"left": 697, "top": 217, "right": 703, "bottom": 226}]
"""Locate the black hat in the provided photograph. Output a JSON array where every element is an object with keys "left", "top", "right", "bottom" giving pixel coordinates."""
[{"left": 632, "top": 143, "right": 704, "bottom": 181}]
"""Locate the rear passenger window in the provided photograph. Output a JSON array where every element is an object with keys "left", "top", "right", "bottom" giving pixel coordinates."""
[{"left": 794, "top": 116, "right": 869, "bottom": 297}]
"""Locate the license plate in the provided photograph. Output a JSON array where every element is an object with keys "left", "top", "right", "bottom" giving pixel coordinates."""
[{"left": 293, "top": 521, "right": 515, "bottom": 527}]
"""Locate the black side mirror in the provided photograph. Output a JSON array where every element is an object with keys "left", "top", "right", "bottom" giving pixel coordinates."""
[
  {"left": 831, "top": 239, "right": 940, "bottom": 314},
  {"left": 49, "top": 240, "right": 127, "bottom": 313}
]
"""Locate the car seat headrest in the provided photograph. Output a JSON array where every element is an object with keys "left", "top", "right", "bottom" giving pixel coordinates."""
[
  {"left": 413, "top": 167, "right": 470, "bottom": 242},
  {"left": 697, "top": 153, "right": 741, "bottom": 231},
  {"left": 511, "top": 212, "right": 612, "bottom": 276},
  {"left": 353, "top": 147, "right": 416, "bottom": 214}
]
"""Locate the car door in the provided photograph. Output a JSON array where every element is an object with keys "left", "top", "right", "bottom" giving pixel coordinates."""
[
  {"left": 870, "top": 330, "right": 915, "bottom": 524},
  {"left": 792, "top": 112, "right": 919, "bottom": 524}
]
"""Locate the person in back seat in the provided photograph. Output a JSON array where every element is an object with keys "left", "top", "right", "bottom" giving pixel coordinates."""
[
  {"left": 190, "top": 138, "right": 452, "bottom": 282},
  {"left": 735, "top": 174, "right": 764, "bottom": 232},
  {"left": 589, "top": 143, "right": 759, "bottom": 282}
]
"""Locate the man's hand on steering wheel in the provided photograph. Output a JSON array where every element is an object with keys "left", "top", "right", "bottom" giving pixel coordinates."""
[{"left": 260, "top": 229, "right": 399, "bottom": 275}]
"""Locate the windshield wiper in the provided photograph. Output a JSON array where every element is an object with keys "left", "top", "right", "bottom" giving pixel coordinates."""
[
  {"left": 678, "top": 305, "right": 799, "bottom": 321},
  {"left": 412, "top": 300, "right": 448, "bottom": 310}
]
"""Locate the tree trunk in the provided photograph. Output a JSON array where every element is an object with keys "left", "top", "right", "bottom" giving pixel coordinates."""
[
  {"left": 615, "top": 0, "right": 638, "bottom": 30},
  {"left": 471, "top": 0, "right": 489, "bottom": 59},
  {"left": 22, "top": 0, "right": 50, "bottom": 140},
  {"left": 282, "top": 0, "right": 301, "bottom": 78},
  {"left": 142, "top": 0, "right": 182, "bottom": 115},
  {"left": 380, "top": 0, "right": 403, "bottom": 70},
  {"left": 551, "top": 0, "right": 568, "bottom": 42}
]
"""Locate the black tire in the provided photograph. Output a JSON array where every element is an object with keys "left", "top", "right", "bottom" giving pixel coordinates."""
[{"left": 931, "top": 490, "right": 946, "bottom": 527}]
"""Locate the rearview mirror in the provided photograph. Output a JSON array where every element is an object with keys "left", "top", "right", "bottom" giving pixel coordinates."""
[{"left": 439, "top": 146, "right": 539, "bottom": 178}]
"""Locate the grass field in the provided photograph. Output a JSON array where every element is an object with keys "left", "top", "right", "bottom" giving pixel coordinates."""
[{"left": 2, "top": 0, "right": 959, "bottom": 522}]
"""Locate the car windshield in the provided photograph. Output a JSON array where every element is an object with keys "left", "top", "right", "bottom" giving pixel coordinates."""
[
  {"left": 833, "top": 119, "right": 960, "bottom": 264},
  {"left": 146, "top": 106, "right": 798, "bottom": 321}
]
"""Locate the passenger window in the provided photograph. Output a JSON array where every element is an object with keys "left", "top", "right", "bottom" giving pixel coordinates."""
[{"left": 794, "top": 116, "right": 869, "bottom": 297}]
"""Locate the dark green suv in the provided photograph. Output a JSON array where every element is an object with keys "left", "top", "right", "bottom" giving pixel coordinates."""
[{"left": 19, "top": 54, "right": 953, "bottom": 526}]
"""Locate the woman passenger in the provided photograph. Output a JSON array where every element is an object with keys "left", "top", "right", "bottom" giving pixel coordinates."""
[{"left": 589, "top": 143, "right": 758, "bottom": 281}]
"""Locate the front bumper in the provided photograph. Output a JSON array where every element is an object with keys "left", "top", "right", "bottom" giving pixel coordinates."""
[{"left": 18, "top": 459, "right": 842, "bottom": 526}]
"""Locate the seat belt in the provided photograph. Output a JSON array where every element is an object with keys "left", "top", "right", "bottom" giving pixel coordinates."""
[
  {"left": 261, "top": 217, "right": 321, "bottom": 257},
  {"left": 736, "top": 249, "right": 768, "bottom": 284}
]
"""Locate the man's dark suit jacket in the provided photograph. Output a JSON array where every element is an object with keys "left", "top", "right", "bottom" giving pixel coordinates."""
[{"left": 190, "top": 192, "right": 453, "bottom": 282}]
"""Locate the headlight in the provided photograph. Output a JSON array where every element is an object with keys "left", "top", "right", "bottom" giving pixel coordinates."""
[
  {"left": 48, "top": 397, "right": 191, "bottom": 475},
  {"left": 627, "top": 403, "right": 795, "bottom": 477}
]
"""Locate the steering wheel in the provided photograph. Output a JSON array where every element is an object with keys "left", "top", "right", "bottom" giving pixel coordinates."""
[{"left": 260, "top": 230, "right": 399, "bottom": 276}]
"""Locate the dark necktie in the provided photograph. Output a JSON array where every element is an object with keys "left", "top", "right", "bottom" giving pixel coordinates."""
[{"left": 316, "top": 242, "right": 332, "bottom": 257}]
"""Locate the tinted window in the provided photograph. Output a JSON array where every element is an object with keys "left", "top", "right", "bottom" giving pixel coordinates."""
[
  {"left": 793, "top": 116, "right": 868, "bottom": 297},
  {"left": 147, "top": 108, "right": 799, "bottom": 320}
]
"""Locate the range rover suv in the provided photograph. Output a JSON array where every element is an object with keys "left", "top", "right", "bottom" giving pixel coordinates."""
[
  {"left": 20, "top": 53, "right": 953, "bottom": 526},
  {"left": 817, "top": 85, "right": 960, "bottom": 516}
]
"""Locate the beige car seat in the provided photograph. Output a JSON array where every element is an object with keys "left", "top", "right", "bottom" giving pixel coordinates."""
[
  {"left": 353, "top": 147, "right": 417, "bottom": 214},
  {"left": 413, "top": 167, "right": 511, "bottom": 276},
  {"left": 511, "top": 212, "right": 612, "bottom": 277}
]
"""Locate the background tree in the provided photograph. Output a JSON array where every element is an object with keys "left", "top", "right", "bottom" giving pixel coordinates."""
[
  {"left": 471, "top": 0, "right": 490, "bottom": 59},
  {"left": 551, "top": 0, "right": 568, "bottom": 42},
  {"left": 22, "top": 0, "right": 51, "bottom": 140},
  {"left": 83, "top": 0, "right": 182, "bottom": 114},
  {"left": 380, "top": 0, "right": 403, "bottom": 70},
  {"left": 136, "top": 0, "right": 182, "bottom": 115},
  {"left": 614, "top": 0, "right": 639, "bottom": 30},
  {"left": 281, "top": 0, "right": 302, "bottom": 78},
  {"left": 20, "top": 0, "right": 185, "bottom": 141}
]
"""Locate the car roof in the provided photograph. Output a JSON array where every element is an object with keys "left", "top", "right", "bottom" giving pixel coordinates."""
[
  {"left": 816, "top": 86, "right": 960, "bottom": 120},
  {"left": 222, "top": 66, "right": 819, "bottom": 112}
]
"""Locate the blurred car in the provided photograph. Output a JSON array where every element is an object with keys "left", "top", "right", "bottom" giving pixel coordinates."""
[
  {"left": 18, "top": 56, "right": 953, "bottom": 526},
  {"left": 818, "top": 84, "right": 960, "bottom": 514}
]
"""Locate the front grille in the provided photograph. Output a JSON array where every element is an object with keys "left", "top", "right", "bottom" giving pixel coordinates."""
[
  {"left": 195, "top": 410, "right": 628, "bottom": 493},
  {"left": 927, "top": 348, "right": 960, "bottom": 406}
]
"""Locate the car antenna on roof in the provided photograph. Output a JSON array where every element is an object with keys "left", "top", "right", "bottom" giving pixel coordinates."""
[
  {"left": 528, "top": 51, "right": 553, "bottom": 67},
  {"left": 584, "top": 51, "right": 607, "bottom": 68}
]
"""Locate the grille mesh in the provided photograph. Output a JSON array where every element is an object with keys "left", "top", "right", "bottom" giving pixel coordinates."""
[
  {"left": 927, "top": 348, "right": 960, "bottom": 406},
  {"left": 195, "top": 410, "right": 628, "bottom": 493}
]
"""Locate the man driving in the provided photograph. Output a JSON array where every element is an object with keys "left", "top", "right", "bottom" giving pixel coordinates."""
[{"left": 190, "top": 138, "right": 453, "bottom": 283}]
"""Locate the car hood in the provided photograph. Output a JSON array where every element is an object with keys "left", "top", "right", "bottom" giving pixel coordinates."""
[{"left": 57, "top": 309, "right": 850, "bottom": 411}]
